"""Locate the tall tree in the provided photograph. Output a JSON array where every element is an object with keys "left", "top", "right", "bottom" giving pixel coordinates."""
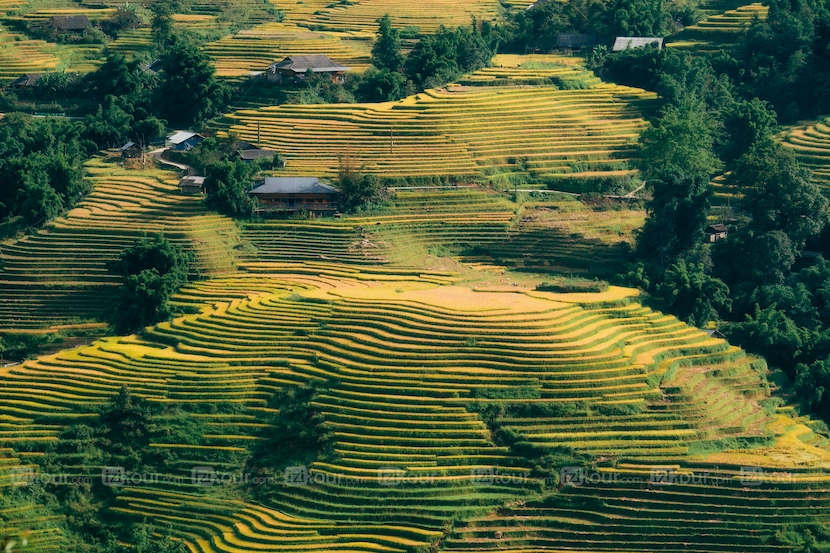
[
  {"left": 372, "top": 15, "right": 404, "bottom": 72},
  {"left": 638, "top": 99, "right": 721, "bottom": 181},
  {"left": 635, "top": 99, "right": 719, "bottom": 265},
  {"left": 729, "top": 139, "right": 828, "bottom": 248},
  {"left": 154, "top": 38, "right": 231, "bottom": 126},
  {"left": 203, "top": 159, "right": 257, "bottom": 217},
  {"left": 150, "top": 1, "right": 175, "bottom": 49},
  {"left": 107, "top": 234, "right": 193, "bottom": 334}
]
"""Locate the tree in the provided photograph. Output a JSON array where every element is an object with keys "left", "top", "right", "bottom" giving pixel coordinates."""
[
  {"left": 720, "top": 98, "right": 778, "bottom": 165},
  {"left": 404, "top": 24, "right": 496, "bottom": 90},
  {"left": 724, "top": 304, "right": 807, "bottom": 372},
  {"left": 638, "top": 99, "right": 721, "bottom": 181},
  {"left": 83, "top": 96, "right": 134, "bottom": 148},
  {"left": 372, "top": 15, "right": 404, "bottom": 72},
  {"left": 655, "top": 259, "right": 732, "bottom": 327},
  {"left": 602, "top": 0, "right": 670, "bottom": 36},
  {"left": 729, "top": 139, "right": 828, "bottom": 248},
  {"left": 356, "top": 68, "right": 409, "bottom": 102},
  {"left": 636, "top": 167, "right": 711, "bottom": 266},
  {"left": 107, "top": 234, "right": 193, "bottom": 334},
  {"left": 84, "top": 54, "right": 155, "bottom": 107},
  {"left": 749, "top": 230, "right": 797, "bottom": 285},
  {"left": 0, "top": 114, "right": 91, "bottom": 226},
  {"left": 203, "top": 159, "right": 257, "bottom": 217},
  {"left": 17, "top": 179, "right": 63, "bottom": 224},
  {"left": 795, "top": 356, "right": 830, "bottom": 420},
  {"left": 154, "top": 38, "right": 231, "bottom": 127},
  {"left": 98, "top": 385, "right": 155, "bottom": 471},
  {"left": 150, "top": 1, "right": 175, "bottom": 49},
  {"left": 337, "top": 154, "right": 381, "bottom": 209}
]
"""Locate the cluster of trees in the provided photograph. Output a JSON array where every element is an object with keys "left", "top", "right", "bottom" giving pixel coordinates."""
[
  {"left": 29, "top": 385, "right": 198, "bottom": 552},
  {"left": 107, "top": 234, "right": 193, "bottom": 334},
  {"left": 0, "top": 28, "right": 230, "bottom": 226},
  {"left": 603, "top": 0, "right": 830, "bottom": 123},
  {"left": 82, "top": 38, "right": 230, "bottom": 138},
  {"left": 0, "top": 114, "right": 95, "bottom": 226},
  {"left": 498, "top": 0, "right": 693, "bottom": 53},
  {"left": 20, "top": 381, "right": 329, "bottom": 551},
  {"left": 608, "top": 10, "right": 830, "bottom": 421}
]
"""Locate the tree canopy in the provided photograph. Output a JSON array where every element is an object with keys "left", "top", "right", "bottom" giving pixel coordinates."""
[{"left": 107, "top": 234, "right": 193, "bottom": 334}]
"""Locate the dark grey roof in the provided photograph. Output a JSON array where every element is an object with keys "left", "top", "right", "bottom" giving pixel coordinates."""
[
  {"left": 239, "top": 149, "right": 276, "bottom": 161},
  {"left": 526, "top": 0, "right": 551, "bottom": 9},
  {"left": 556, "top": 34, "right": 600, "bottom": 48},
  {"left": 251, "top": 177, "right": 339, "bottom": 195},
  {"left": 141, "top": 59, "right": 162, "bottom": 72},
  {"left": 50, "top": 15, "right": 90, "bottom": 30},
  {"left": 179, "top": 176, "right": 205, "bottom": 187},
  {"left": 271, "top": 55, "right": 351, "bottom": 74},
  {"left": 612, "top": 37, "right": 664, "bottom": 51},
  {"left": 8, "top": 74, "right": 41, "bottom": 87},
  {"left": 168, "top": 131, "right": 203, "bottom": 145},
  {"left": 120, "top": 141, "right": 138, "bottom": 150},
  {"left": 706, "top": 224, "right": 728, "bottom": 232}
]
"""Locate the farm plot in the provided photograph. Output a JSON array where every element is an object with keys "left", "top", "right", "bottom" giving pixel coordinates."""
[
  {"left": 238, "top": 188, "right": 639, "bottom": 271},
  {"left": 444, "top": 465, "right": 830, "bottom": 553},
  {"left": 0, "top": 275, "right": 825, "bottom": 552},
  {"left": 219, "top": 70, "right": 656, "bottom": 182},
  {"left": 203, "top": 22, "right": 371, "bottom": 78},
  {"left": 668, "top": 2, "right": 768, "bottom": 51},
  {"left": 0, "top": 27, "right": 62, "bottom": 80},
  {"left": 273, "top": 0, "right": 502, "bottom": 34},
  {"left": 782, "top": 116, "right": 830, "bottom": 189},
  {"left": 0, "top": 158, "right": 240, "bottom": 331}
]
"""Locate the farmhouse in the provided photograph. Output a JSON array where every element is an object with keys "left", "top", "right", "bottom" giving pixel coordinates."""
[
  {"left": 556, "top": 34, "right": 601, "bottom": 49},
  {"left": 119, "top": 141, "right": 142, "bottom": 159},
  {"left": 141, "top": 59, "right": 163, "bottom": 73},
  {"left": 179, "top": 176, "right": 205, "bottom": 195},
  {"left": 249, "top": 177, "right": 340, "bottom": 215},
  {"left": 612, "top": 37, "right": 664, "bottom": 51},
  {"left": 166, "top": 131, "right": 204, "bottom": 151},
  {"left": 266, "top": 55, "right": 351, "bottom": 84},
  {"left": 705, "top": 223, "right": 728, "bottom": 243},
  {"left": 6, "top": 74, "right": 41, "bottom": 89},
  {"left": 239, "top": 148, "right": 277, "bottom": 163},
  {"left": 49, "top": 15, "right": 90, "bottom": 32}
]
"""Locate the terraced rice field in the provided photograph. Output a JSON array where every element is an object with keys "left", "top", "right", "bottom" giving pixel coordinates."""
[
  {"left": 204, "top": 22, "right": 371, "bottom": 78},
  {"left": 238, "top": 187, "right": 640, "bottom": 271},
  {"left": 272, "top": 0, "right": 502, "bottom": 33},
  {"left": 0, "top": 26, "right": 62, "bottom": 80},
  {"left": 445, "top": 464, "right": 830, "bottom": 552},
  {"left": 782, "top": 116, "right": 830, "bottom": 189},
  {"left": 668, "top": 2, "right": 768, "bottom": 51},
  {"left": 2, "top": 272, "right": 828, "bottom": 552},
  {"left": 219, "top": 66, "right": 656, "bottom": 181},
  {"left": 0, "top": 157, "right": 240, "bottom": 331}
]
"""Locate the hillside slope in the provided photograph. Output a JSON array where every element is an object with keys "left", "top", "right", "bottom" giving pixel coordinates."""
[
  {"left": 0, "top": 157, "right": 240, "bottom": 332},
  {"left": 2, "top": 274, "right": 829, "bottom": 552}
]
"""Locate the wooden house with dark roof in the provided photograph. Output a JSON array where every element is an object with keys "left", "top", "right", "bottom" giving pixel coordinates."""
[
  {"left": 555, "top": 34, "right": 601, "bottom": 49},
  {"left": 239, "top": 148, "right": 278, "bottom": 163},
  {"left": 119, "top": 141, "right": 143, "bottom": 159},
  {"left": 7, "top": 74, "right": 41, "bottom": 89},
  {"left": 612, "top": 37, "right": 664, "bottom": 51},
  {"left": 266, "top": 55, "right": 351, "bottom": 84},
  {"left": 249, "top": 177, "right": 340, "bottom": 215},
  {"left": 179, "top": 176, "right": 205, "bottom": 195},
  {"left": 705, "top": 223, "right": 728, "bottom": 243},
  {"left": 50, "top": 15, "right": 90, "bottom": 32}
]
